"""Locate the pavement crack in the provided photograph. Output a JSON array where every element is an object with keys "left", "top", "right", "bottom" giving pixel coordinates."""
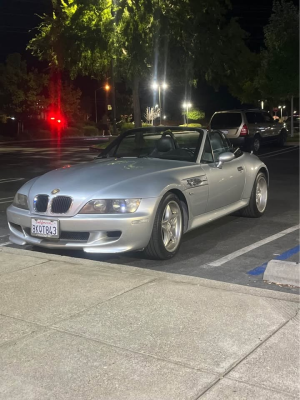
[
  {"left": 0, "top": 259, "right": 50, "bottom": 276},
  {"left": 48, "top": 326, "right": 217, "bottom": 376},
  {"left": 48, "top": 277, "right": 158, "bottom": 327},
  {"left": 194, "top": 310, "right": 298, "bottom": 399}
]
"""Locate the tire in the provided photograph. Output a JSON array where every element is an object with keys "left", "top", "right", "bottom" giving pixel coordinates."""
[
  {"left": 240, "top": 172, "right": 268, "bottom": 218},
  {"left": 276, "top": 130, "right": 287, "bottom": 147},
  {"left": 144, "top": 193, "right": 183, "bottom": 260},
  {"left": 252, "top": 135, "right": 261, "bottom": 154}
]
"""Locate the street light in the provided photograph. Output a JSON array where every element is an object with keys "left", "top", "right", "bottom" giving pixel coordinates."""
[
  {"left": 152, "top": 81, "right": 168, "bottom": 125},
  {"left": 182, "top": 102, "right": 192, "bottom": 126},
  {"left": 278, "top": 105, "right": 286, "bottom": 120},
  {"left": 95, "top": 83, "right": 110, "bottom": 123}
]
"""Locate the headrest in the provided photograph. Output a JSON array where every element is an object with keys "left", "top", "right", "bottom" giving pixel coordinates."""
[{"left": 156, "top": 137, "right": 174, "bottom": 152}]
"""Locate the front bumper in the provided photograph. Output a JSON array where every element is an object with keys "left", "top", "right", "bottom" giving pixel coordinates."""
[{"left": 7, "top": 198, "right": 158, "bottom": 253}]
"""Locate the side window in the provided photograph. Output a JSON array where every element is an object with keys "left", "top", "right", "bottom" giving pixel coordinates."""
[
  {"left": 209, "top": 131, "right": 232, "bottom": 161},
  {"left": 200, "top": 136, "right": 214, "bottom": 164}
]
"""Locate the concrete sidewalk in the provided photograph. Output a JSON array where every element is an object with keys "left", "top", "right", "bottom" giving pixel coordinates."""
[{"left": 0, "top": 247, "right": 299, "bottom": 400}]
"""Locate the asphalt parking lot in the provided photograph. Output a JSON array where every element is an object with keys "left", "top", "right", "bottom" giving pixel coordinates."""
[{"left": 0, "top": 138, "right": 299, "bottom": 294}]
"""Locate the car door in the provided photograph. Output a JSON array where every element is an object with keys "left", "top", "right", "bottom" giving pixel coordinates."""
[
  {"left": 200, "top": 131, "right": 246, "bottom": 212},
  {"left": 262, "top": 112, "right": 280, "bottom": 139},
  {"left": 253, "top": 112, "right": 270, "bottom": 139}
]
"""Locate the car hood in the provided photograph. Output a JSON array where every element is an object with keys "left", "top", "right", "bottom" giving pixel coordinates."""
[{"left": 28, "top": 157, "right": 193, "bottom": 207}]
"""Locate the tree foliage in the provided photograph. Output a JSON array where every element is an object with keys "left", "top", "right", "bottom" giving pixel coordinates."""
[
  {"left": 182, "top": 107, "right": 205, "bottom": 122},
  {"left": 28, "top": 0, "right": 250, "bottom": 126},
  {"left": 0, "top": 54, "right": 48, "bottom": 120},
  {"left": 257, "top": 0, "right": 299, "bottom": 101}
]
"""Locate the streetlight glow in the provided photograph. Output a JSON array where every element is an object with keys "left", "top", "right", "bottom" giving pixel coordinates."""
[
  {"left": 105, "top": 84, "right": 110, "bottom": 91},
  {"left": 182, "top": 102, "right": 192, "bottom": 126},
  {"left": 151, "top": 81, "right": 168, "bottom": 125}
]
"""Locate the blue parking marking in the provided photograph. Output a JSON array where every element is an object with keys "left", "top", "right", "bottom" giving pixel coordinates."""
[{"left": 248, "top": 245, "right": 300, "bottom": 276}]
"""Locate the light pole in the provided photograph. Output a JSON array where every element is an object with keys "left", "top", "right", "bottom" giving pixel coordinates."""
[
  {"left": 95, "top": 84, "right": 110, "bottom": 124},
  {"left": 152, "top": 82, "right": 168, "bottom": 125},
  {"left": 182, "top": 102, "right": 192, "bottom": 126},
  {"left": 278, "top": 105, "right": 286, "bottom": 120}
]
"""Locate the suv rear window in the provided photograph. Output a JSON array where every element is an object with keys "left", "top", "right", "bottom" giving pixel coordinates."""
[{"left": 211, "top": 113, "right": 242, "bottom": 129}]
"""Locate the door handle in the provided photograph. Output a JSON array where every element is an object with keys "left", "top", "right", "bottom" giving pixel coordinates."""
[{"left": 237, "top": 166, "right": 244, "bottom": 172}]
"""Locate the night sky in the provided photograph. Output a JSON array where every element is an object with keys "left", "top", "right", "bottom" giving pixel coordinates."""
[{"left": 0, "top": 0, "right": 298, "bottom": 119}]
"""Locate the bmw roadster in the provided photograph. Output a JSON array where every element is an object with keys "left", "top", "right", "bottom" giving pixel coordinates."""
[{"left": 7, "top": 127, "right": 268, "bottom": 259}]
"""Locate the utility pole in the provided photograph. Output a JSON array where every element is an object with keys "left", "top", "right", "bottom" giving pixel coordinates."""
[
  {"left": 111, "top": 59, "right": 117, "bottom": 135},
  {"left": 291, "top": 96, "right": 294, "bottom": 137},
  {"left": 94, "top": 89, "right": 98, "bottom": 124}
]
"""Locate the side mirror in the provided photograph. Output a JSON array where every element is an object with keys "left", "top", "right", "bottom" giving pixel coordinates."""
[{"left": 217, "top": 152, "right": 235, "bottom": 169}]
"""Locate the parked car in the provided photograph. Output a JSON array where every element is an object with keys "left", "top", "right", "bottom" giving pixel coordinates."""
[
  {"left": 284, "top": 115, "right": 300, "bottom": 134},
  {"left": 209, "top": 109, "right": 287, "bottom": 153},
  {"left": 7, "top": 127, "right": 268, "bottom": 260}
]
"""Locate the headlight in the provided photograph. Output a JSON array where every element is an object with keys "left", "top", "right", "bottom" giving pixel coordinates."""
[
  {"left": 79, "top": 199, "right": 141, "bottom": 214},
  {"left": 13, "top": 193, "right": 29, "bottom": 210}
]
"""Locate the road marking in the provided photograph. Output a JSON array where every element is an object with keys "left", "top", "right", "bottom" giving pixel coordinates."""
[
  {"left": 0, "top": 197, "right": 14, "bottom": 204},
  {"left": 0, "top": 178, "right": 24, "bottom": 184},
  {"left": 0, "top": 242, "right": 11, "bottom": 247},
  {"left": 260, "top": 146, "right": 298, "bottom": 158},
  {"left": 248, "top": 244, "right": 300, "bottom": 276},
  {"left": 208, "top": 224, "right": 299, "bottom": 267}
]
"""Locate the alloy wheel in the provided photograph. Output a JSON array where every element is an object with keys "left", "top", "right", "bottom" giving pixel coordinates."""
[
  {"left": 161, "top": 201, "right": 182, "bottom": 252},
  {"left": 256, "top": 175, "right": 268, "bottom": 212}
]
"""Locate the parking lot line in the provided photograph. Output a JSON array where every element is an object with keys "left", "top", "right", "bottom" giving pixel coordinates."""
[
  {"left": 207, "top": 224, "right": 299, "bottom": 267},
  {"left": 260, "top": 146, "right": 298, "bottom": 158},
  {"left": 0, "top": 178, "right": 24, "bottom": 184},
  {"left": 0, "top": 197, "right": 14, "bottom": 205},
  {"left": 248, "top": 244, "right": 300, "bottom": 276}
]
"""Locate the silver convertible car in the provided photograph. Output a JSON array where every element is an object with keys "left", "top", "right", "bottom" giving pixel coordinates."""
[{"left": 7, "top": 127, "right": 269, "bottom": 260}]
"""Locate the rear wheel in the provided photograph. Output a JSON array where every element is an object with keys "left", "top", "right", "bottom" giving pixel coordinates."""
[
  {"left": 277, "top": 130, "right": 287, "bottom": 147},
  {"left": 144, "top": 193, "right": 183, "bottom": 260},
  {"left": 252, "top": 135, "right": 261, "bottom": 154},
  {"left": 240, "top": 172, "right": 268, "bottom": 218}
]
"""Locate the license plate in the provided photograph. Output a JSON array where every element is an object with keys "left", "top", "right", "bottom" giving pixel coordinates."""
[
  {"left": 31, "top": 219, "right": 59, "bottom": 238},
  {"left": 221, "top": 130, "right": 229, "bottom": 135}
]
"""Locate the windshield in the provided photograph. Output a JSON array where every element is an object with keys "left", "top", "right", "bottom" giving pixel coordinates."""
[{"left": 100, "top": 129, "right": 204, "bottom": 162}]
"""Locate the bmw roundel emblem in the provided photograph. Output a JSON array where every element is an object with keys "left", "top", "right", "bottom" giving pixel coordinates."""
[{"left": 51, "top": 189, "right": 60, "bottom": 194}]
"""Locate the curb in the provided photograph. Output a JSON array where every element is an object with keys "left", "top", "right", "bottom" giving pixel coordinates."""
[
  {"left": 1, "top": 246, "right": 299, "bottom": 303},
  {"left": 264, "top": 260, "right": 300, "bottom": 287}
]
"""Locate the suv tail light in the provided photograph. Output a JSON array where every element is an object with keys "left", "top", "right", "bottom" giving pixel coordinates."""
[{"left": 240, "top": 124, "right": 249, "bottom": 136}]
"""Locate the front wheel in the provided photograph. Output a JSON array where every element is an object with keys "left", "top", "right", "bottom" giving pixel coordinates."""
[
  {"left": 240, "top": 172, "right": 268, "bottom": 218},
  {"left": 277, "top": 130, "right": 287, "bottom": 147},
  {"left": 144, "top": 193, "right": 183, "bottom": 260}
]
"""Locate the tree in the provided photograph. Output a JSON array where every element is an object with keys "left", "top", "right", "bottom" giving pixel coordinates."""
[
  {"left": 144, "top": 106, "right": 160, "bottom": 125},
  {"left": 28, "top": 0, "right": 250, "bottom": 127},
  {"left": 0, "top": 53, "right": 47, "bottom": 123},
  {"left": 182, "top": 107, "right": 205, "bottom": 122},
  {"left": 50, "top": 78, "right": 82, "bottom": 122},
  {"left": 257, "top": 0, "right": 299, "bottom": 102}
]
